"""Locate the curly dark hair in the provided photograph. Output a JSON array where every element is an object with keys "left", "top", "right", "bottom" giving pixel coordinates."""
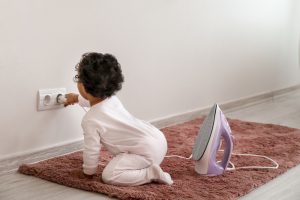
[{"left": 74, "top": 52, "right": 124, "bottom": 99}]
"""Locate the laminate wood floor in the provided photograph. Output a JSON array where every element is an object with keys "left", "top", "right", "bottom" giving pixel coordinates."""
[{"left": 1, "top": 90, "right": 300, "bottom": 200}]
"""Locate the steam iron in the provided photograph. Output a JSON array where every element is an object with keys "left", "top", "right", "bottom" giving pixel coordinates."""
[{"left": 192, "top": 104, "right": 233, "bottom": 176}]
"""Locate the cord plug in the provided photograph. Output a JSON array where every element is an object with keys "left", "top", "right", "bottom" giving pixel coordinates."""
[{"left": 56, "top": 94, "right": 66, "bottom": 104}]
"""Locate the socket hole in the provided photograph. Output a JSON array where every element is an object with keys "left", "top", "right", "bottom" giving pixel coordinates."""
[{"left": 44, "top": 95, "right": 51, "bottom": 105}]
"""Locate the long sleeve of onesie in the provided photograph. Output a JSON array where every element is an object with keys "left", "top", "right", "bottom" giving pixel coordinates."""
[{"left": 81, "top": 119, "right": 102, "bottom": 175}]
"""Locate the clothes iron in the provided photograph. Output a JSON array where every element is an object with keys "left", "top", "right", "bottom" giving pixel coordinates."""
[
  {"left": 165, "top": 103, "right": 278, "bottom": 174},
  {"left": 192, "top": 104, "right": 233, "bottom": 176}
]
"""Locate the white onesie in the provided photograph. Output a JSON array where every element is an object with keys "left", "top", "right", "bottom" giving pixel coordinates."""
[{"left": 78, "top": 95, "right": 173, "bottom": 186}]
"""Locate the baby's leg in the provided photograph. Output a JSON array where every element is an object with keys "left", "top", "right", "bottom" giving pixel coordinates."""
[{"left": 102, "top": 153, "right": 173, "bottom": 186}]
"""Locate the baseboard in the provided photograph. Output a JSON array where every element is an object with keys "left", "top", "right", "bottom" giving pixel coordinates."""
[
  {"left": 150, "top": 84, "right": 300, "bottom": 128},
  {"left": 0, "top": 140, "right": 83, "bottom": 175},
  {"left": 1, "top": 84, "right": 300, "bottom": 174}
]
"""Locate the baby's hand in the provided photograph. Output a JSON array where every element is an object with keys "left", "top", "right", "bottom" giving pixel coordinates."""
[{"left": 64, "top": 93, "right": 79, "bottom": 107}]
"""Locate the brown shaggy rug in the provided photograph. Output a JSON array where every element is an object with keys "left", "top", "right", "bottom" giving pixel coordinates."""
[{"left": 19, "top": 118, "right": 300, "bottom": 200}]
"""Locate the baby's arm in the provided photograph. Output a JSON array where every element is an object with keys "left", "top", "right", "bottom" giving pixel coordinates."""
[
  {"left": 82, "top": 119, "right": 102, "bottom": 176},
  {"left": 64, "top": 93, "right": 91, "bottom": 107}
]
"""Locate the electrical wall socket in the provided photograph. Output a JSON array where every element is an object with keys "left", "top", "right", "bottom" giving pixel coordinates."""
[{"left": 37, "top": 88, "right": 66, "bottom": 111}]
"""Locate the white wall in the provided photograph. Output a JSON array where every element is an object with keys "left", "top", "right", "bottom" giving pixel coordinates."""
[
  {"left": 0, "top": 0, "right": 299, "bottom": 160},
  {"left": 292, "top": 0, "right": 300, "bottom": 68}
]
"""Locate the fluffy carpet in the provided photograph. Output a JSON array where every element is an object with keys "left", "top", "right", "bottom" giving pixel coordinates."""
[{"left": 19, "top": 118, "right": 300, "bottom": 200}]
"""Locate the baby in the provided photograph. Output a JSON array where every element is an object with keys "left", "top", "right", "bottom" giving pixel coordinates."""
[{"left": 65, "top": 52, "right": 173, "bottom": 186}]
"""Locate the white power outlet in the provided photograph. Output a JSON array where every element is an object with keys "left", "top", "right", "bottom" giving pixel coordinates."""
[{"left": 37, "top": 88, "right": 66, "bottom": 111}]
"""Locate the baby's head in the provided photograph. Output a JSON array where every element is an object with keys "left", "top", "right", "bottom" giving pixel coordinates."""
[{"left": 74, "top": 52, "right": 124, "bottom": 99}]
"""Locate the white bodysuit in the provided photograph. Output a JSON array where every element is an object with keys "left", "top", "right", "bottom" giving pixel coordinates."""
[{"left": 78, "top": 95, "right": 173, "bottom": 186}]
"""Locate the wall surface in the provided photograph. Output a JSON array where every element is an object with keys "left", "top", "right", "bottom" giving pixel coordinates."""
[
  {"left": 0, "top": 0, "right": 299, "bottom": 160},
  {"left": 292, "top": 0, "right": 300, "bottom": 67}
]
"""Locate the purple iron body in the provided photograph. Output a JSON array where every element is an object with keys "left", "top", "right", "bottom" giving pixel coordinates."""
[{"left": 192, "top": 104, "right": 233, "bottom": 176}]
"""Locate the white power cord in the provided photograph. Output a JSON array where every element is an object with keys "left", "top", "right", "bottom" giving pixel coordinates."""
[
  {"left": 218, "top": 140, "right": 279, "bottom": 170},
  {"left": 165, "top": 154, "right": 192, "bottom": 159},
  {"left": 165, "top": 151, "right": 278, "bottom": 171},
  {"left": 81, "top": 106, "right": 88, "bottom": 113},
  {"left": 165, "top": 140, "right": 279, "bottom": 171},
  {"left": 218, "top": 150, "right": 279, "bottom": 170}
]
